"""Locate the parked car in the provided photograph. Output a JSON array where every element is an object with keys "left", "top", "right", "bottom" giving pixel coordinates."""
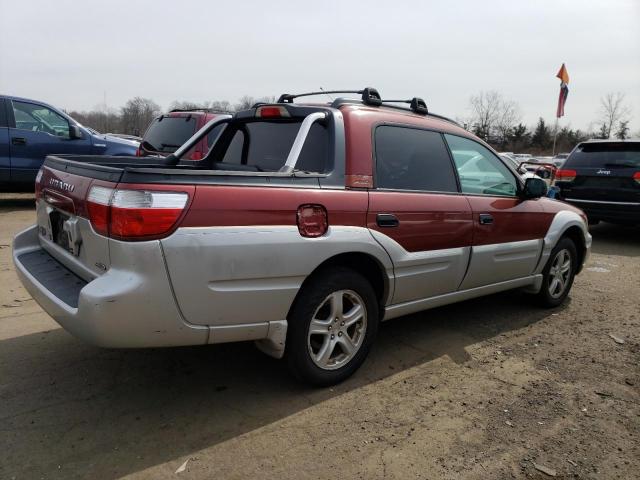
[
  {"left": 552, "top": 153, "right": 570, "bottom": 168},
  {"left": 137, "top": 109, "right": 223, "bottom": 160},
  {"left": 13, "top": 88, "right": 591, "bottom": 386},
  {"left": 555, "top": 139, "right": 640, "bottom": 225},
  {"left": 105, "top": 133, "right": 142, "bottom": 144},
  {"left": 0, "top": 95, "right": 138, "bottom": 190}
]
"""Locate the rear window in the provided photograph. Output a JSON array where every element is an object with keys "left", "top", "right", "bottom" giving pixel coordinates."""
[
  {"left": 213, "top": 119, "right": 329, "bottom": 173},
  {"left": 142, "top": 116, "right": 197, "bottom": 153},
  {"left": 566, "top": 143, "right": 640, "bottom": 168}
]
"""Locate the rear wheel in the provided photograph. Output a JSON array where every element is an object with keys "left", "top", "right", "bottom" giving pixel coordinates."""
[
  {"left": 536, "top": 237, "right": 577, "bottom": 308},
  {"left": 286, "top": 267, "right": 378, "bottom": 386}
]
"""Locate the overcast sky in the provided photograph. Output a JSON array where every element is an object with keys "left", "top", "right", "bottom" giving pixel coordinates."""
[{"left": 1, "top": 0, "right": 638, "bottom": 132}]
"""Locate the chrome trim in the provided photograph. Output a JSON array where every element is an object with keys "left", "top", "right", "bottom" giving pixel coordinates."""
[
  {"left": 279, "top": 111, "right": 327, "bottom": 173},
  {"left": 172, "top": 114, "right": 233, "bottom": 159},
  {"left": 564, "top": 198, "right": 640, "bottom": 206}
]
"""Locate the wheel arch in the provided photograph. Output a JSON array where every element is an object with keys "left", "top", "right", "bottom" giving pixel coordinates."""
[
  {"left": 561, "top": 225, "right": 587, "bottom": 274},
  {"left": 288, "top": 251, "right": 391, "bottom": 320}
]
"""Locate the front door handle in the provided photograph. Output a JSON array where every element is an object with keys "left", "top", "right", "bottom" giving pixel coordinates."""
[
  {"left": 377, "top": 213, "right": 399, "bottom": 227},
  {"left": 479, "top": 213, "right": 494, "bottom": 225},
  {"left": 11, "top": 137, "right": 27, "bottom": 146}
]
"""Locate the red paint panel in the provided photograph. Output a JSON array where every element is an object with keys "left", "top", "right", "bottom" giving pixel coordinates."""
[
  {"left": 181, "top": 185, "right": 368, "bottom": 228},
  {"left": 465, "top": 196, "right": 552, "bottom": 245},
  {"left": 367, "top": 191, "right": 473, "bottom": 252},
  {"left": 39, "top": 165, "right": 100, "bottom": 218},
  {"left": 341, "top": 105, "right": 480, "bottom": 181}
]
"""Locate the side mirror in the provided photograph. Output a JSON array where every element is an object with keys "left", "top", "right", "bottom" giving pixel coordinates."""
[
  {"left": 522, "top": 177, "right": 548, "bottom": 199},
  {"left": 69, "top": 125, "right": 84, "bottom": 139}
]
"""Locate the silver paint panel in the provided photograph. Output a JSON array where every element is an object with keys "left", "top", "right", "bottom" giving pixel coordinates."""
[
  {"left": 533, "top": 210, "right": 592, "bottom": 276},
  {"left": 459, "top": 239, "right": 543, "bottom": 290},
  {"left": 161, "top": 226, "right": 395, "bottom": 327},
  {"left": 13, "top": 225, "right": 209, "bottom": 348},
  {"left": 368, "top": 230, "right": 471, "bottom": 303},
  {"left": 384, "top": 275, "right": 543, "bottom": 321}
]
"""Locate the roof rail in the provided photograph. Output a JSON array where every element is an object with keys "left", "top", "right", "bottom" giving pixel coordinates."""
[
  {"left": 277, "top": 87, "right": 460, "bottom": 127},
  {"left": 277, "top": 87, "right": 382, "bottom": 106},
  {"left": 168, "top": 107, "right": 233, "bottom": 114}
]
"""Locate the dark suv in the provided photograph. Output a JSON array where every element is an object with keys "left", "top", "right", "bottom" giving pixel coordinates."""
[
  {"left": 138, "top": 109, "right": 222, "bottom": 160},
  {"left": 556, "top": 139, "right": 640, "bottom": 225}
]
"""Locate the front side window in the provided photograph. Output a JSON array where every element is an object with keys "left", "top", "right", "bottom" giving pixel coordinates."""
[
  {"left": 374, "top": 126, "right": 458, "bottom": 192},
  {"left": 445, "top": 134, "right": 518, "bottom": 196},
  {"left": 12, "top": 101, "right": 70, "bottom": 138}
]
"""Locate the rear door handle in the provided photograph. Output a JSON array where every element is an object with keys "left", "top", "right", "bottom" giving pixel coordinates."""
[
  {"left": 11, "top": 137, "right": 27, "bottom": 146},
  {"left": 479, "top": 213, "right": 494, "bottom": 225},
  {"left": 376, "top": 213, "right": 399, "bottom": 227}
]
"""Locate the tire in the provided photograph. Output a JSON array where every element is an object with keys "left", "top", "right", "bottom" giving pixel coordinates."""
[
  {"left": 285, "top": 267, "right": 379, "bottom": 386},
  {"left": 535, "top": 237, "right": 577, "bottom": 308}
]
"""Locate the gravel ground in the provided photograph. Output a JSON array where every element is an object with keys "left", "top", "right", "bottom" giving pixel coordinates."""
[{"left": 1, "top": 193, "right": 638, "bottom": 480}]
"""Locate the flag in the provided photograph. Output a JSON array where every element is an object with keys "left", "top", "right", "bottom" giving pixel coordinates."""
[{"left": 556, "top": 63, "right": 569, "bottom": 118}]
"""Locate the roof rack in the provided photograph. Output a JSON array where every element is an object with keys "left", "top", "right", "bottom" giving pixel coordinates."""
[
  {"left": 168, "top": 107, "right": 233, "bottom": 114},
  {"left": 276, "top": 87, "right": 459, "bottom": 126},
  {"left": 277, "top": 87, "right": 382, "bottom": 106}
]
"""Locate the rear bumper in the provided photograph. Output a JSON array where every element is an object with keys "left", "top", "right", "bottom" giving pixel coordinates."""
[
  {"left": 13, "top": 225, "right": 209, "bottom": 348},
  {"left": 563, "top": 198, "right": 640, "bottom": 224}
]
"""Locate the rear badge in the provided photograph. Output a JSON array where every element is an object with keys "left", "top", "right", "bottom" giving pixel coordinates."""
[
  {"left": 48, "top": 178, "right": 75, "bottom": 192},
  {"left": 596, "top": 169, "right": 611, "bottom": 175}
]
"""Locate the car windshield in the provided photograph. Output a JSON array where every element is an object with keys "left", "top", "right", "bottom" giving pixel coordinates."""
[
  {"left": 567, "top": 143, "right": 640, "bottom": 168},
  {"left": 142, "top": 116, "right": 197, "bottom": 152}
]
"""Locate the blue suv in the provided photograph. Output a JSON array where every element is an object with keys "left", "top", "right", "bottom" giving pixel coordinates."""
[{"left": 1, "top": 95, "right": 138, "bottom": 190}]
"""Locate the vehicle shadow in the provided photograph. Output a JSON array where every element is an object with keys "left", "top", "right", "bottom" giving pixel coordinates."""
[
  {"left": 589, "top": 222, "right": 640, "bottom": 257},
  {"left": 0, "top": 290, "right": 561, "bottom": 479}
]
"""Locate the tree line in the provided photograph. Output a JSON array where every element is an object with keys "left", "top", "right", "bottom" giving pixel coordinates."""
[
  {"left": 67, "top": 95, "right": 275, "bottom": 137},
  {"left": 68, "top": 92, "right": 634, "bottom": 154},
  {"left": 464, "top": 90, "right": 635, "bottom": 155}
]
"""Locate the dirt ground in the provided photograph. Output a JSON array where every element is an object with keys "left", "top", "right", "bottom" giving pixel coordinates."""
[{"left": 0, "top": 193, "right": 638, "bottom": 480}]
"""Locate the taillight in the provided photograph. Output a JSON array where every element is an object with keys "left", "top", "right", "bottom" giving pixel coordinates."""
[
  {"left": 87, "top": 186, "right": 114, "bottom": 236},
  {"left": 255, "top": 106, "right": 290, "bottom": 118},
  {"left": 633, "top": 172, "right": 640, "bottom": 185},
  {"left": 297, "top": 204, "right": 328, "bottom": 238},
  {"left": 556, "top": 169, "right": 577, "bottom": 182},
  {"left": 86, "top": 185, "right": 188, "bottom": 240},
  {"left": 135, "top": 147, "right": 142, "bottom": 157}
]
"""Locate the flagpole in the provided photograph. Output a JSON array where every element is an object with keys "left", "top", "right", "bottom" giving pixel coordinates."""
[{"left": 552, "top": 117, "right": 559, "bottom": 156}]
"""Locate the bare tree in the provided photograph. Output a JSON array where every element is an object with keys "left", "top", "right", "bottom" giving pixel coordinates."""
[
  {"left": 235, "top": 95, "right": 256, "bottom": 111},
  {"left": 599, "top": 92, "right": 631, "bottom": 138},
  {"left": 209, "top": 100, "right": 234, "bottom": 113},
  {"left": 469, "top": 91, "right": 501, "bottom": 140},
  {"left": 120, "top": 97, "right": 161, "bottom": 136},
  {"left": 469, "top": 91, "right": 521, "bottom": 145},
  {"left": 495, "top": 99, "right": 521, "bottom": 146},
  {"left": 169, "top": 101, "right": 204, "bottom": 111}
]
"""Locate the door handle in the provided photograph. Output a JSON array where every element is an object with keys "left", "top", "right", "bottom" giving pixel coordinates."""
[
  {"left": 479, "top": 213, "right": 494, "bottom": 225},
  {"left": 11, "top": 137, "right": 27, "bottom": 146},
  {"left": 376, "top": 213, "right": 399, "bottom": 227}
]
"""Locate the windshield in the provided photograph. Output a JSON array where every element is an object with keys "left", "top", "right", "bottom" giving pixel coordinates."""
[
  {"left": 142, "top": 116, "right": 197, "bottom": 152},
  {"left": 567, "top": 143, "right": 640, "bottom": 168}
]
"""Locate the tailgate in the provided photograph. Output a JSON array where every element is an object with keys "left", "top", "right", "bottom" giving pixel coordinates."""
[
  {"left": 35, "top": 161, "right": 118, "bottom": 279},
  {"left": 564, "top": 167, "right": 640, "bottom": 203}
]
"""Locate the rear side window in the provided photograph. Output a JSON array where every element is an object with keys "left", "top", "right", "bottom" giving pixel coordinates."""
[
  {"left": 215, "top": 120, "right": 329, "bottom": 172},
  {"left": 374, "top": 126, "right": 458, "bottom": 192},
  {"left": 142, "top": 116, "right": 196, "bottom": 153},
  {"left": 566, "top": 143, "right": 640, "bottom": 168}
]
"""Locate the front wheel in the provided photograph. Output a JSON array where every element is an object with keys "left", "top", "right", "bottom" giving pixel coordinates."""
[
  {"left": 536, "top": 237, "right": 577, "bottom": 308},
  {"left": 285, "top": 267, "right": 379, "bottom": 386}
]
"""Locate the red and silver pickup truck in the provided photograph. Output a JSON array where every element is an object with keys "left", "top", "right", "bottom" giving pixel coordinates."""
[{"left": 13, "top": 88, "right": 591, "bottom": 385}]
